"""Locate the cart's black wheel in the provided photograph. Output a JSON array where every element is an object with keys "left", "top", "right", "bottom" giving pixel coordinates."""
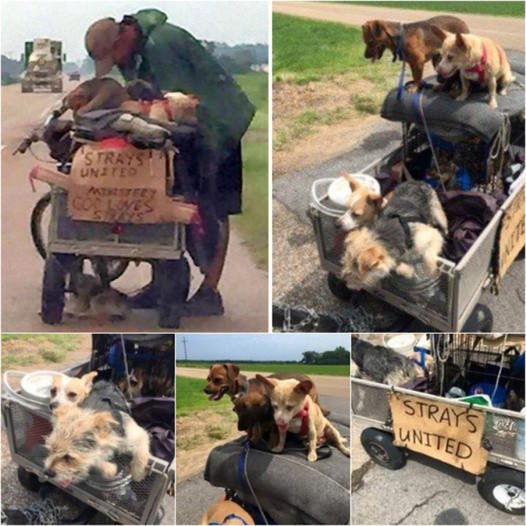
[
  {"left": 157, "top": 258, "right": 190, "bottom": 328},
  {"left": 327, "top": 273, "right": 353, "bottom": 302},
  {"left": 41, "top": 254, "right": 73, "bottom": 324},
  {"left": 360, "top": 428, "right": 406, "bottom": 470},
  {"left": 17, "top": 466, "right": 42, "bottom": 492},
  {"left": 31, "top": 191, "right": 51, "bottom": 260},
  {"left": 477, "top": 466, "right": 525, "bottom": 515},
  {"left": 31, "top": 194, "right": 129, "bottom": 283}
]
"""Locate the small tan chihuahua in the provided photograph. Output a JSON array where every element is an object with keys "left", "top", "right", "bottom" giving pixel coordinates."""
[{"left": 256, "top": 375, "right": 350, "bottom": 462}]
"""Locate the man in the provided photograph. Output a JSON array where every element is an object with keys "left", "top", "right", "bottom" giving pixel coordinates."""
[{"left": 84, "top": 9, "right": 255, "bottom": 316}]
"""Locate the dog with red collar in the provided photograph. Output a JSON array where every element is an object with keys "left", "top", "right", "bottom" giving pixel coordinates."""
[
  {"left": 256, "top": 375, "right": 350, "bottom": 462},
  {"left": 431, "top": 27, "right": 514, "bottom": 109}
]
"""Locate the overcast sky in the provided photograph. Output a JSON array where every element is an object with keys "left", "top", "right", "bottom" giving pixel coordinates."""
[
  {"left": 1, "top": 0, "right": 268, "bottom": 62},
  {"left": 175, "top": 334, "right": 350, "bottom": 361}
]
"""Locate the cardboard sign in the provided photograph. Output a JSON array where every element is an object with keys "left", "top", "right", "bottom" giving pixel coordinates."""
[
  {"left": 498, "top": 185, "right": 525, "bottom": 281},
  {"left": 68, "top": 144, "right": 167, "bottom": 223},
  {"left": 389, "top": 393, "right": 488, "bottom": 475}
]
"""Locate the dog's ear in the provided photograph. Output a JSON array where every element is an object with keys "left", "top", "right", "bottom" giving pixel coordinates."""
[
  {"left": 371, "top": 21, "right": 385, "bottom": 39},
  {"left": 455, "top": 33, "right": 467, "bottom": 51},
  {"left": 343, "top": 173, "right": 362, "bottom": 192},
  {"left": 430, "top": 25, "right": 448, "bottom": 43},
  {"left": 256, "top": 374, "right": 276, "bottom": 390},
  {"left": 366, "top": 194, "right": 385, "bottom": 208},
  {"left": 81, "top": 371, "right": 98, "bottom": 389},
  {"left": 294, "top": 380, "right": 313, "bottom": 395},
  {"left": 223, "top": 364, "right": 240, "bottom": 382}
]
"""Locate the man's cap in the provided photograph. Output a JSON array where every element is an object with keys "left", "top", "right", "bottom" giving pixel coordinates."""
[{"left": 85, "top": 18, "right": 120, "bottom": 77}]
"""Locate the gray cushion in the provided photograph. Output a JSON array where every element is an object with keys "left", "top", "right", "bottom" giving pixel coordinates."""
[
  {"left": 204, "top": 424, "right": 350, "bottom": 525},
  {"left": 381, "top": 50, "right": 525, "bottom": 142}
]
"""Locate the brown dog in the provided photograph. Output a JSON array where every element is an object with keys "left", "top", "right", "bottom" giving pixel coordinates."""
[
  {"left": 200, "top": 496, "right": 255, "bottom": 525},
  {"left": 361, "top": 16, "right": 469, "bottom": 89},
  {"left": 338, "top": 173, "right": 385, "bottom": 231},
  {"left": 431, "top": 28, "right": 514, "bottom": 108},
  {"left": 233, "top": 372, "right": 324, "bottom": 447},
  {"left": 64, "top": 78, "right": 131, "bottom": 116},
  {"left": 204, "top": 363, "right": 248, "bottom": 401}
]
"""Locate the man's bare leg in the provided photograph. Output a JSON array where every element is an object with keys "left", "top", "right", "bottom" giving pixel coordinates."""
[{"left": 183, "top": 218, "right": 229, "bottom": 316}]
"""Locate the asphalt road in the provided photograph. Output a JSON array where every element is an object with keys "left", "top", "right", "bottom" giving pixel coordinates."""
[
  {"left": 352, "top": 436, "right": 524, "bottom": 525},
  {"left": 273, "top": 2, "right": 525, "bottom": 51},
  {"left": 1, "top": 78, "right": 268, "bottom": 332},
  {"left": 176, "top": 393, "right": 350, "bottom": 525}
]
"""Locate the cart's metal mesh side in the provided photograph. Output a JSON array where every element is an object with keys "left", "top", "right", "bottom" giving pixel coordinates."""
[
  {"left": 455, "top": 210, "right": 502, "bottom": 322},
  {"left": 4, "top": 401, "right": 168, "bottom": 524},
  {"left": 484, "top": 411, "right": 523, "bottom": 463},
  {"left": 351, "top": 379, "right": 390, "bottom": 424},
  {"left": 50, "top": 189, "right": 184, "bottom": 249},
  {"left": 311, "top": 201, "right": 454, "bottom": 328}
]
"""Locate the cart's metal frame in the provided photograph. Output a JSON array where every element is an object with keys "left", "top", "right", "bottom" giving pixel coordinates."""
[
  {"left": 351, "top": 377, "right": 525, "bottom": 472},
  {"left": 1, "top": 360, "right": 174, "bottom": 525},
  {"left": 309, "top": 127, "right": 525, "bottom": 331}
]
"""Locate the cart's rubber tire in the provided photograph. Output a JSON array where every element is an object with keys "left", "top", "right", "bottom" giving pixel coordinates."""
[
  {"left": 31, "top": 191, "right": 51, "bottom": 260},
  {"left": 41, "top": 254, "right": 70, "bottom": 324},
  {"left": 17, "top": 466, "right": 42, "bottom": 492},
  {"left": 31, "top": 193, "right": 128, "bottom": 283},
  {"left": 477, "top": 466, "right": 525, "bottom": 515},
  {"left": 360, "top": 428, "right": 406, "bottom": 470},
  {"left": 157, "top": 258, "right": 190, "bottom": 328},
  {"left": 327, "top": 273, "right": 353, "bottom": 302}
]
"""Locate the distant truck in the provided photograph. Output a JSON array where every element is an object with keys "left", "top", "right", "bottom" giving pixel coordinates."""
[{"left": 21, "top": 38, "right": 64, "bottom": 93}]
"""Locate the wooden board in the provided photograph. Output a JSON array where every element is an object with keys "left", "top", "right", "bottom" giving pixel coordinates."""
[
  {"left": 498, "top": 184, "right": 525, "bottom": 281},
  {"left": 389, "top": 393, "right": 488, "bottom": 475},
  {"left": 68, "top": 144, "right": 168, "bottom": 224}
]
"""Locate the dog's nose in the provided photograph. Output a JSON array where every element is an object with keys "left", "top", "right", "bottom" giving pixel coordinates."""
[
  {"left": 203, "top": 388, "right": 209, "bottom": 394},
  {"left": 49, "top": 402, "right": 58, "bottom": 410},
  {"left": 44, "top": 469, "right": 56, "bottom": 478}
]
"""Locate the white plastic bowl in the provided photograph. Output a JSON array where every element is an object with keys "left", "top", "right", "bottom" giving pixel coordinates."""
[
  {"left": 20, "top": 371, "right": 68, "bottom": 403},
  {"left": 327, "top": 173, "right": 381, "bottom": 208},
  {"left": 383, "top": 333, "right": 417, "bottom": 357}
]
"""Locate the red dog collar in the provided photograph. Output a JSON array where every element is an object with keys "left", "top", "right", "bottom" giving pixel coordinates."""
[
  {"left": 465, "top": 44, "right": 488, "bottom": 85},
  {"left": 295, "top": 400, "right": 310, "bottom": 437}
]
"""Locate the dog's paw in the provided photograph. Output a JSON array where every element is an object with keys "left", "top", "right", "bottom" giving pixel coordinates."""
[
  {"left": 488, "top": 98, "right": 498, "bottom": 109},
  {"left": 271, "top": 446, "right": 284, "bottom": 454},
  {"left": 307, "top": 450, "right": 318, "bottom": 462},
  {"left": 455, "top": 93, "right": 468, "bottom": 102}
]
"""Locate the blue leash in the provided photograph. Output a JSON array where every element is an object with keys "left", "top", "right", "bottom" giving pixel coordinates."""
[
  {"left": 396, "top": 24, "right": 406, "bottom": 101},
  {"left": 209, "top": 514, "right": 250, "bottom": 525},
  {"left": 238, "top": 439, "right": 251, "bottom": 489}
]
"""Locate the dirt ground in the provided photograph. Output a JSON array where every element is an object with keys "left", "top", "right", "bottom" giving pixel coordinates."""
[
  {"left": 176, "top": 410, "right": 241, "bottom": 484},
  {"left": 272, "top": 2, "right": 525, "bottom": 176},
  {"left": 1, "top": 335, "right": 92, "bottom": 375}
]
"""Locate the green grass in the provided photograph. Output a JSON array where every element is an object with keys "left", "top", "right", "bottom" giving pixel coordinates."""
[
  {"left": 346, "top": 1, "right": 524, "bottom": 17},
  {"left": 176, "top": 376, "right": 233, "bottom": 416},
  {"left": 1, "top": 334, "right": 82, "bottom": 367},
  {"left": 233, "top": 72, "right": 268, "bottom": 269},
  {"left": 178, "top": 362, "right": 350, "bottom": 376},
  {"left": 273, "top": 13, "right": 365, "bottom": 81},
  {"left": 274, "top": 106, "right": 352, "bottom": 151}
]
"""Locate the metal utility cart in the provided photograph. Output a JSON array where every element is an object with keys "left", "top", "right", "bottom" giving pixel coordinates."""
[
  {"left": 1, "top": 334, "right": 175, "bottom": 525},
  {"left": 352, "top": 334, "right": 525, "bottom": 515},
  {"left": 309, "top": 53, "right": 525, "bottom": 331}
]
